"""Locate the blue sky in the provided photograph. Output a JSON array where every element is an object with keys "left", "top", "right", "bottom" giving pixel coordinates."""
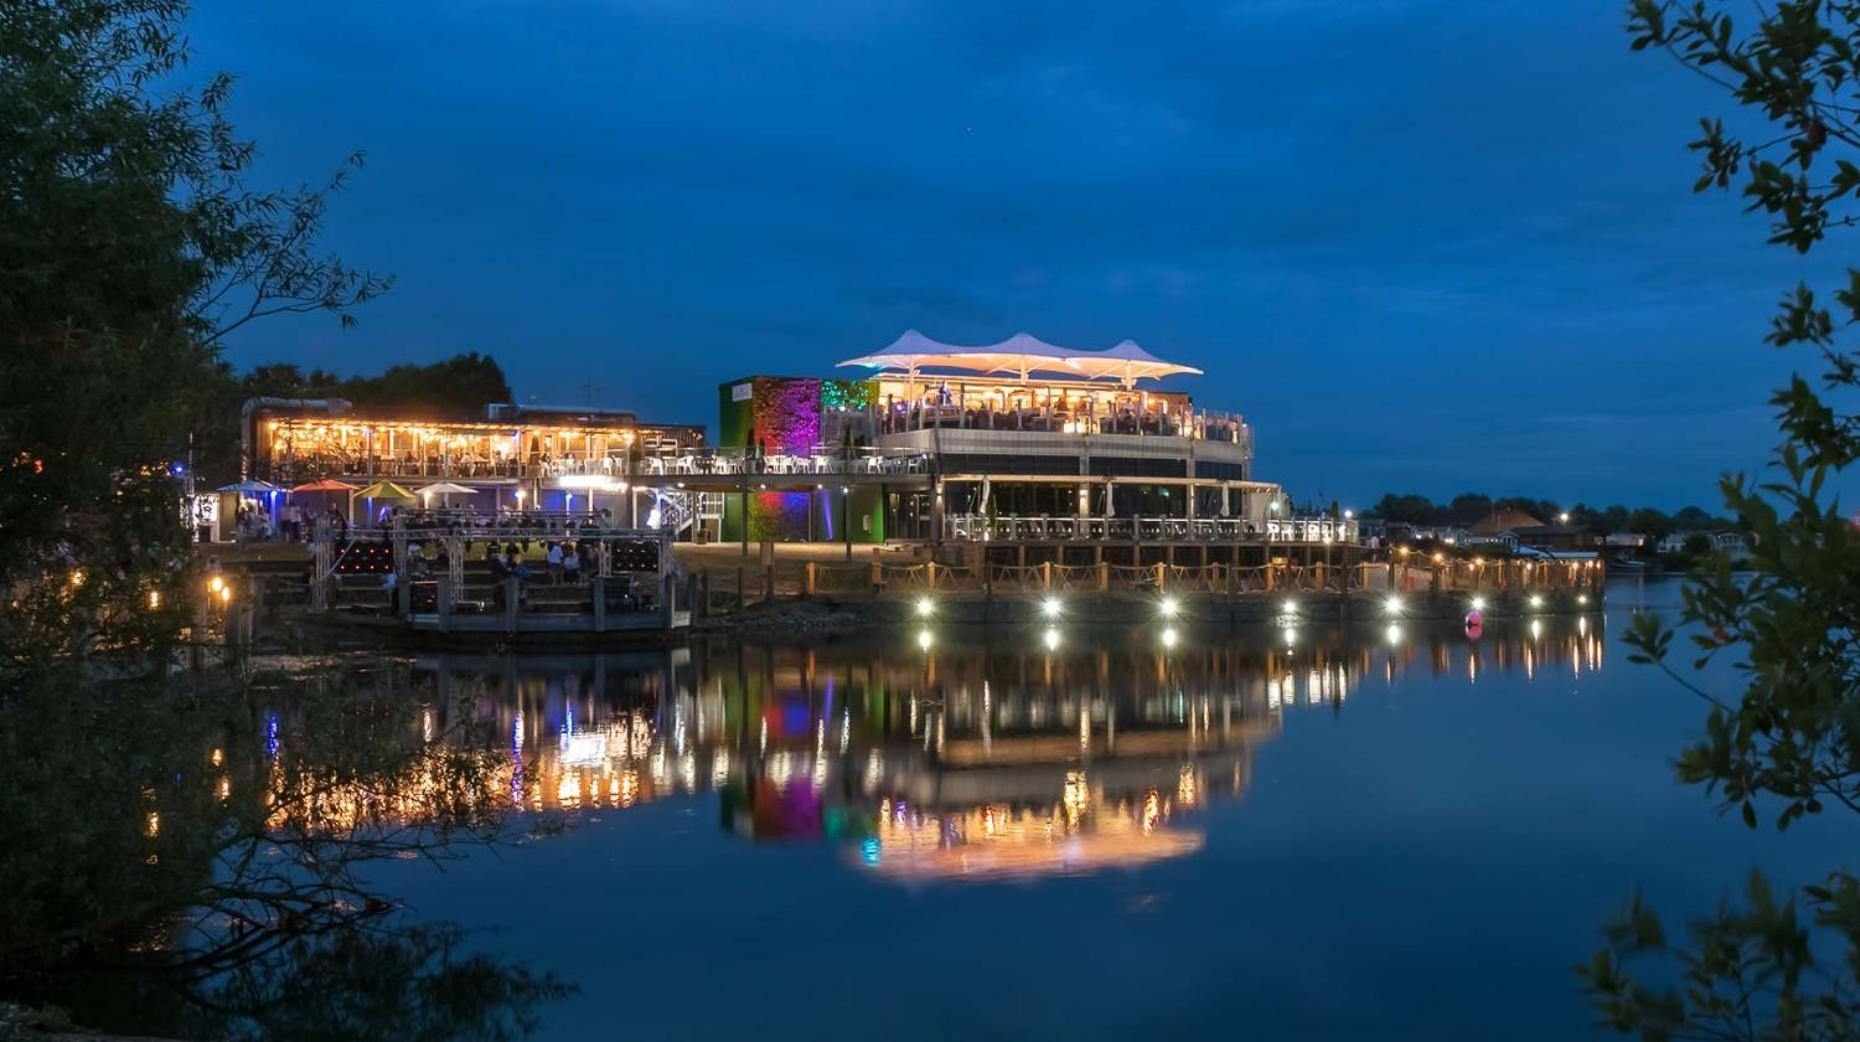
[{"left": 188, "top": 0, "right": 1847, "bottom": 510}]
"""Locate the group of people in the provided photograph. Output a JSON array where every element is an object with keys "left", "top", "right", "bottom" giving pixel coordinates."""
[
  {"left": 235, "top": 501, "right": 348, "bottom": 542},
  {"left": 481, "top": 539, "right": 594, "bottom": 584}
]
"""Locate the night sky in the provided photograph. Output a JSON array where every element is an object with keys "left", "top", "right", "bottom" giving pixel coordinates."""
[{"left": 188, "top": 0, "right": 1849, "bottom": 510}]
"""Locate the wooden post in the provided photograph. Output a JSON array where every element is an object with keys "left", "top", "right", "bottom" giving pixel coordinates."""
[
  {"left": 1154, "top": 561, "right": 1166, "bottom": 588},
  {"left": 503, "top": 576, "right": 519, "bottom": 634},
  {"left": 592, "top": 575, "right": 606, "bottom": 631},
  {"left": 437, "top": 575, "right": 453, "bottom": 633},
  {"left": 1097, "top": 561, "right": 1109, "bottom": 591},
  {"left": 805, "top": 561, "right": 817, "bottom": 597},
  {"left": 1042, "top": 560, "right": 1052, "bottom": 590}
]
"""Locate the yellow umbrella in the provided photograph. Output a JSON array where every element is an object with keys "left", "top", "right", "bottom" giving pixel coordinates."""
[{"left": 353, "top": 481, "right": 417, "bottom": 527}]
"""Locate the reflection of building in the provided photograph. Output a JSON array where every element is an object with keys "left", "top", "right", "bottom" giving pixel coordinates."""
[{"left": 258, "top": 618, "right": 1608, "bottom": 876}]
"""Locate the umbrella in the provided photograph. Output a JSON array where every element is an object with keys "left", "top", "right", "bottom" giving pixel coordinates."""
[
  {"left": 419, "top": 481, "right": 479, "bottom": 509},
  {"left": 355, "top": 480, "right": 416, "bottom": 500},
  {"left": 291, "top": 478, "right": 360, "bottom": 493},
  {"left": 219, "top": 479, "right": 282, "bottom": 494}
]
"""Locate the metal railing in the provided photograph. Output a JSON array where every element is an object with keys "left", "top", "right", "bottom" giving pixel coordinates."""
[
  {"left": 547, "top": 449, "right": 932, "bottom": 479},
  {"left": 941, "top": 514, "right": 1359, "bottom": 544}
]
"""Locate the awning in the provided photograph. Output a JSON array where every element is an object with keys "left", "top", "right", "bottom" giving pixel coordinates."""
[
  {"left": 838, "top": 330, "right": 1204, "bottom": 386},
  {"left": 218, "top": 480, "right": 283, "bottom": 494},
  {"left": 420, "top": 481, "right": 479, "bottom": 496}
]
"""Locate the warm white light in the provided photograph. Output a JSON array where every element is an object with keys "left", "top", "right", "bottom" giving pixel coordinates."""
[
  {"left": 1283, "top": 599, "right": 1298, "bottom": 614},
  {"left": 1343, "top": 509, "right": 1354, "bottom": 520},
  {"left": 1043, "top": 627, "right": 1061, "bottom": 651},
  {"left": 914, "top": 596, "right": 934, "bottom": 618},
  {"left": 147, "top": 590, "right": 161, "bottom": 610},
  {"left": 1160, "top": 626, "right": 1179, "bottom": 649},
  {"left": 1529, "top": 595, "right": 1544, "bottom": 610},
  {"left": 1384, "top": 623, "right": 1403, "bottom": 646},
  {"left": 1559, "top": 512, "right": 1571, "bottom": 524},
  {"left": 1282, "top": 626, "right": 1297, "bottom": 647},
  {"left": 1041, "top": 596, "right": 1063, "bottom": 620},
  {"left": 207, "top": 575, "right": 225, "bottom": 594},
  {"left": 916, "top": 628, "right": 933, "bottom": 651},
  {"left": 1384, "top": 595, "right": 1403, "bottom": 616},
  {"left": 1159, "top": 596, "right": 1181, "bottom": 619},
  {"left": 1577, "top": 593, "right": 1589, "bottom": 605},
  {"left": 1470, "top": 596, "right": 1486, "bottom": 612}
]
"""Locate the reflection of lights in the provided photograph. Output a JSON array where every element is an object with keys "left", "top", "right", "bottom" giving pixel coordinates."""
[
  {"left": 1384, "top": 623, "right": 1403, "bottom": 646},
  {"left": 917, "top": 628, "right": 934, "bottom": 651},
  {"left": 860, "top": 836, "right": 881, "bottom": 867},
  {"left": 712, "top": 749, "right": 732, "bottom": 788},
  {"left": 1063, "top": 770, "right": 1090, "bottom": 827},
  {"left": 559, "top": 732, "right": 607, "bottom": 767},
  {"left": 1384, "top": 595, "right": 1403, "bottom": 616},
  {"left": 914, "top": 596, "right": 934, "bottom": 618},
  {"left": 145, "top": 812, "right": 159, "bottom": 838},
  {"left": 1530, "top": 619, "right": 1544, "bottom": 641},
  {"left": 1141, "top": 789, "right": 1163, "bottom": 833},
  {"left": 1043, "top": 626, "right": 1061, "bottom": 651},
  {"left": 1160, "top": 626, "right": 1179, "bottom": 650},
  {"left": 1177, "top": 764, "right": 1199, "bottom": 808},
  {"left": 147, "top": 589, "right": 161, "bottom": 610},
  {"left": 1578, "top": 615, "right": 1589, "bottom": 637},
  {"left": 1282, "top": 599, "right": 1297, "bottom": 615},
  {"left": 69, "top": 570, "right": 84, "bottom": 588},
  {"left": 1282, "top": 626, "right": 1297, "bottom": 648},
  {"left": 1041, "top": 596, "right": 1063, "bottom": 619},
  {"left": 1159, "top": 596, "right": 1180, "bottom": 619},
  {"left": 210, "top": 747, "right": 223, "bottom": 767},
  {"left": 208, "top": 575, "right": 225, "bottom": 595}
]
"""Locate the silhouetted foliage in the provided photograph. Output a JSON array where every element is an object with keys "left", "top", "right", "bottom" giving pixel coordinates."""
[{"left": 1583, "top": 3, "right": 1860, "bottom": 1037}]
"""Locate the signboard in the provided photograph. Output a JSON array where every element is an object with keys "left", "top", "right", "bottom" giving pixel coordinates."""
[{"left": 731, "top": 382, "right": 753, "bottom": 402}]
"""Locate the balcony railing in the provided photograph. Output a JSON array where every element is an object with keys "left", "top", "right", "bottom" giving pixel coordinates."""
[
  {"left": 942, "top": 515, "right": 1358, "bottom": 544},
  {"left": 546, "top": 449, "right": 932, "bottom": 479}
]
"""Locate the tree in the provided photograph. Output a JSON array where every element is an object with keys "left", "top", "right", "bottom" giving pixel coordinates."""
[
  {"left": 1447, "top": 492, "right": 1493, "bottom": 525},
  {"left": 1366, "top": 492, "right": 1437, "bottom": 524},
  {"left": 0, "top": 0, "right": 387, "bottom": 672},
  {"left": 1584, "top": 3, "right": 1860, "bottom": 1036}
]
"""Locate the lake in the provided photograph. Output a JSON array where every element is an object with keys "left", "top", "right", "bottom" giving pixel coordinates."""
[{"left": 334, "top": 577, "right": 1848, "bottom": 1040}]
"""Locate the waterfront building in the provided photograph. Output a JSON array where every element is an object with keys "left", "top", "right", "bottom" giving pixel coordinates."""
[
  {"left": 712, "top": 331, "right": 1347, "bottom": 563},
  {"left": 242, "top": 397, "right": 707, "bottom": 524}
]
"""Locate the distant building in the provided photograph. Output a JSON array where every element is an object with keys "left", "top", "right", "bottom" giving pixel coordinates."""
[
  {"left": 1657, "top": 531, "right": 1751, "bottom": 558},
  {"left": 1510, "top": 524, "right": 1602, "bottom": 552},
  {"left": 1467, "top": 508, "right": 1545, "bottom": 536},
  {"left": 1602, "top": 532, "right": 1648, "bottom": 549}
]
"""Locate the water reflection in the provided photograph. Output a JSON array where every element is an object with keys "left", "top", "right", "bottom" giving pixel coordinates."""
[{"left": 259, "top": 615, "right": 1606, "bottom": 885}]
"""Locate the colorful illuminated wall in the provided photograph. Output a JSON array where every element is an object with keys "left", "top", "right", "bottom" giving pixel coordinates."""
[{"left": 716, "top": 376, "right": 885, "bottom": 544}]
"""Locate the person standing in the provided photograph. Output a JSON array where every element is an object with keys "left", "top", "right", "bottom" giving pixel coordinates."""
[
  {"left": 545, "top": 540, "right": 564, "bottom": 584},
  {"left": 563, "top": 543, "right": 581, "bottom": 584}
]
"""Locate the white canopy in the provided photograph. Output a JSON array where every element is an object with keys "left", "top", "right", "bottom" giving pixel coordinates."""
[{"left": 838, "top": 330, "right": 1203, "bottom": 387}]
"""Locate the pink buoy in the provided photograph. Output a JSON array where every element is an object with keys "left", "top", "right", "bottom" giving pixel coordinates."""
[{"left": 1464, "top": 609, "right": 1484, "bottom": 639}]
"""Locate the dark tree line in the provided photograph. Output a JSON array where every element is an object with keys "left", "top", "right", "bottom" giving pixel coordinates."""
[{"left": 1364, "top": 491, "right": 1732, "bottom": 539}]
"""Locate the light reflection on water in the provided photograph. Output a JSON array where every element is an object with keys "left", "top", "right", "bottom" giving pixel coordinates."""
[{"left": 261, "top": 612, "right": 1610, "bottom": 881}]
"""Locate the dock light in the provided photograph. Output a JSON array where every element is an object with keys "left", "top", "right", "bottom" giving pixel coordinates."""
[
  {"left": 1577, "top": 593, "right": 1589, "bottom": 606},
  {"left": 1160, "top": 626, "right": 1179, "bottom": 650},
  {"left": 840, "top": 486, "right": 849, "bottom": 494},
  {"left": 1396, "top": 546, "right": 1410, "bottom": 557},
  {"left": 1473, "top": 556, "right": 1485, "bottom": 567},
  {"left": 514, "top": 489, "right": 526, "bottom": 505},
  {"left": 1283, "top": 599, "right": 1298, "bottom": 615},
  {"left": 218, "top": 585, "right": 233, "bottom": 606},
  {"left": 1470, "top": 596, "right": 1486, "bottom": 612},
  {"left": 914, "top": 596, "right": 934, "bottom": 619},
  {"left": 147, "top": 590, "right": 161, "bottom": 610},
  {"left": 208, "top": 575, "right": 225, "bottom": 595},
  {"left": 1043, "top": 626, "right": 1061, "bottom": 651},
  {"left": 68, "top": 570, "right": 84, "bottom": 588},
  {"left": 815, "top": 483, "right": 824, "bottom": 490},
  {"left": 1384, "top": 595, "right": 1403, "bottom": 616},
  {"left": 1529, "top": 594, "right": 1544, "bottom": 610},
  {"left": 1343, "top": 509, "right": 1354, "bottom": 520},
  {"left": 1432, "top": 553, "right": 1446, "bottom": 564},
  {"left": 1559, "top": 512, "right": 1571, "bottom": 524},
  {"left": 1040, "top": 596, "right": 1063, "bottom": 620},
  {"left": 916, "top": 628, "right": 934, "bottom": 651},
  {"left": 1158, "top": 595, "right": 1181, "bottom": 619}
]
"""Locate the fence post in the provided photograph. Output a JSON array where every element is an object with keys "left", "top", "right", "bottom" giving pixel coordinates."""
[
  {"left": 1097, "top": 561, "right": 1109, "bottom": 591},
  {"left": 1042, "top": 560, "right": 1052, "bottom": 590},
  {"left": 805, "top": 561, "right": 817, "bottom": 597},
  {"left": 927, "top": 560, "right": 938, "bottom": 589},
  {"left": 591, "top": 575, "right": 606, "bottom": 631},
  {"left": 1154, "top": 561, "right": 1165, "bottom": 588},
  {"left": 1314, "top": 560, "right": 1326, "bottom": 591},
  {"left": 1265, "top": 561, "right": 1275, "bottom": 591}
]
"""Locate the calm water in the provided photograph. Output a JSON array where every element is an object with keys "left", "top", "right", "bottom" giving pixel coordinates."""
[{"left": 335, "top": 578, "right": 1848, "bottom": 1040}]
